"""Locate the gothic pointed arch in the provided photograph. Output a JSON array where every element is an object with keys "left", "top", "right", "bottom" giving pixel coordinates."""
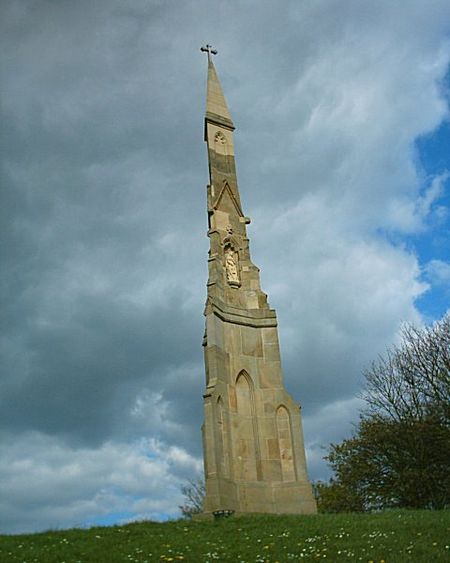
[
  {"left": 235, "top": 370, "right": 253, "bottom": 414},
  {"left": 201, "top": 53, "right": 317, "bottom": 514},
  {"left": 216, "top": 396, "right": 229, "bottom": 478},
  {"left": 214, "top": 181, "right": 244, "bottom": 217},
  {"left": 235, "top": 371, "right": 261, "bottom": 481},
  {"left": 222, "top": 232, "right": 240, "bottom": 250},
  {"left": 276, "top": 405, "right": 296, "bottom": 482}
]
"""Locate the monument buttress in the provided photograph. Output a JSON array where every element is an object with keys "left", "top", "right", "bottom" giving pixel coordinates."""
[{"left": 200, "top": 46, "right": 317, "bottom": 515}]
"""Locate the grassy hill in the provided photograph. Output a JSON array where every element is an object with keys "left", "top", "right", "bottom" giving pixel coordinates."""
[{"left": 1, "top": 509, "right": 449, "bottom": 562}]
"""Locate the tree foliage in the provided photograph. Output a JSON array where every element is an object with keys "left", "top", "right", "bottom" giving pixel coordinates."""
[
  {"left": 363, "top": 315, "right": 450, "bottom": 426},
  {"left": 313, "top": 479, "right": 365, "bottom": 514},
  {"left": 179, "top": 478, "right": 205, "bottom": 519},
  {"left": 317, "top": 314, "right": 450, "bottom": 512}
]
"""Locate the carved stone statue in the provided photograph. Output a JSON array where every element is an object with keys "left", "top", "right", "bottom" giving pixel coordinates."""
[
  {"left": 201, "top": 46, "right": 317, "bottom": 517},
  {"left": 225, "top": 249, "right": 239, "bottom": 284}
]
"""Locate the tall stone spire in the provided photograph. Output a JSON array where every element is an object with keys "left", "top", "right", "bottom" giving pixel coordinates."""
[
  {"left": 200, "top": 48, "right": 316, "bottom": 516},
  {"left": 205, "top": 58, "right": 234, "bottom": 131}
]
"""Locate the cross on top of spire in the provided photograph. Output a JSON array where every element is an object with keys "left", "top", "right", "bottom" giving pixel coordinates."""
[{"left": 200, "top": 44, "right": 218, "bottom": 62}]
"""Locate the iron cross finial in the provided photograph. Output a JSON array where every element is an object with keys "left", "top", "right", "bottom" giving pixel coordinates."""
[{"left": 200, "top": 44, "right": 218, "bottom": 62}]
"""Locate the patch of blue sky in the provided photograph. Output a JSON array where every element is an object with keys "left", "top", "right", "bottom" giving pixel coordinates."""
[
  {"left": 83, "top": 511, "right": 136, "bottom": 528},
  {"left": 83, "top": 509, "right": 177, "bottom": 528},
  {"left": 412, "top": 95, "right": 450, "bottom": 321}
]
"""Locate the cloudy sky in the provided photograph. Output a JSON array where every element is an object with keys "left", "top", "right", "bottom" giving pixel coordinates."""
[{"left": 1, "top": 0, "right": 450, "bottom": 534}]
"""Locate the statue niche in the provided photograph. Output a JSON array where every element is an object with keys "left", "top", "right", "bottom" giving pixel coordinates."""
[{"left": 224, "top": 242, "right": 240, "bottom": 287}]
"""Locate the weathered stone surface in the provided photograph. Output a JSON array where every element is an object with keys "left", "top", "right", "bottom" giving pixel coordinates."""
[{"left": 201, "top": 55, "right": 316, "bottom": 516}]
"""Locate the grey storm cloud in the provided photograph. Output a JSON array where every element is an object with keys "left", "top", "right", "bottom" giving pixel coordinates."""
[{"left": 1, "top": 0, "right": 450, "bottom": 533}]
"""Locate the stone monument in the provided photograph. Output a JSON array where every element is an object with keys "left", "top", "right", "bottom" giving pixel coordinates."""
[{"left": 200, "top": 45, "right": 317, "bottom": 515}]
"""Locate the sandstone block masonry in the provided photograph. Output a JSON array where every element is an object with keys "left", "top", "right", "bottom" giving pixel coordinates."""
[{"left": 201, "top": 51, "right": 317, "bottom": 516}]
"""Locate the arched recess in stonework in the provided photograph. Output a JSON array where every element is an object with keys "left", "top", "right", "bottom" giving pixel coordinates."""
[
  {"left": 216, "top": 396, "right": 229, "bottom": 478},
  {"left": 223, "top": 239, "right": 240, "bottom": 287},
  {"left": 276, "top": 405, "right": 296, "bottom": 482},
  {"left": 235, "top": 371, "right": 260, "bottom": 481}
]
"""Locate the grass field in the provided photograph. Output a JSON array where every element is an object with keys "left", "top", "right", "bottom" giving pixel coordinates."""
[{"left": 1, "top": 509, "right": 449, "bottom": 562}]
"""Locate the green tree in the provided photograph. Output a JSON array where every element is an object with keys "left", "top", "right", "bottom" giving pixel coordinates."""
[
  {"left": 317, "top": 314, "right": 450, "bottom": 512},
  {"left": 179, "top": 478, "right": 205, "bottom": 518},
  {"left": 313, "top": 479, "right": 365, "bottom": 513},
  {"left": 363, "top": 315, "right": 449, "bottom": 427}
]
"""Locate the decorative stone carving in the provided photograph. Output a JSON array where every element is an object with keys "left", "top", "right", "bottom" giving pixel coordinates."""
[
  {"left": 225, "top": 248, "right": 240, "bottom": 285},
  {"left": 215, "top": 131, "right": 227, "bottom": 145},
  {"left": 201, "top": 53, "right": 317, "bottom": 517}
]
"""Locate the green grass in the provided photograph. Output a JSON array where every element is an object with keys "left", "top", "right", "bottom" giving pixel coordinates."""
[{"left": 1, "top": 509, "right": 449, "bottom": 562}]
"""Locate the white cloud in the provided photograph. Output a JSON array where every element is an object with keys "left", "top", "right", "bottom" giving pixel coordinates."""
[
  {"left": 0, "top": 432, "right": 202, "bottom": 534},
  {"left": 253, "top": 191, "right": 427, "bottom": 406},
  {"left": 1, "top": 0, "right": 449, "bottom": 533},
  {"left": 425, "top": 259, "right": 450, "bottom": 286},
  {"left": 304, "top": 396, "right": 365, "bottom": 480}
]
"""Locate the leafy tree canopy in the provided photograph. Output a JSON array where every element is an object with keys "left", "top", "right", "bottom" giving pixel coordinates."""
[{"left": 316, "top": 314, "right": 450, "bottom": 512}]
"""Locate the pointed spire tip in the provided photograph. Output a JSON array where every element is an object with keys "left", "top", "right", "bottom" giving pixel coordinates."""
[{"left": 204, "top": 49, "right": 234, "bottom": 129}]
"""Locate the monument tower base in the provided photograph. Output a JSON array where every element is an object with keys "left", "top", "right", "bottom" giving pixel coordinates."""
[{"left": 199, "top": 46, "right": 317, "bottom": 517}]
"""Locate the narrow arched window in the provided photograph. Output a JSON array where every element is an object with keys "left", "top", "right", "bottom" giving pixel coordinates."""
[
  {"left": 217, "top": 397, "right": 229, "bottom": 478},
  {"left": 235, "top": 372, "right": 259, "bottom": 480},
  {"left": 276, "top": 406, "right": 295, "bottom": 482}
]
